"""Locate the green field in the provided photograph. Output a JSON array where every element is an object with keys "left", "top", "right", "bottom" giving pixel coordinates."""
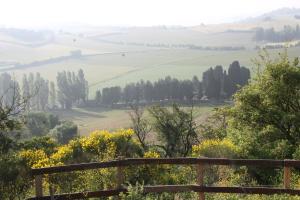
[
  {"left": 0, "top": 16, "right": 299, "bottom": 134},
  {"left": 7, "top": 43, "right": 300, "bottom": 98},
  {"left": 51, "top": 105, "right": 215, "bottom": 135},
  {"left": 1, "top": 21, "right": 300, "bottom": 100}
]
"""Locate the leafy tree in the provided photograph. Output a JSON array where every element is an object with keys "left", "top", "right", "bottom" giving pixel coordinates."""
[
  {"left": 144, "top": 81, "right": 154, "bottom": 102},
  {"left": 49, "top": 121, "right": 78, "bottom": 144},
  {"left": 181, "top": 80, "right": 194, "bottom": 101},
  {"left": 224, "top": 61, "right": 250, "bottom": 97},
  {"left": 102, "top": 86, "right": 121, "bottom": 105},
  {"left": 192, "top": 76, "right": 203, "bottom": 99},
  {"left": 95, "top": 90, "right": 101, "bottom": 104},
  {"left": 77, "top": 69, "right": 88, "bottom": 103},
  {"left": 22, "top": 75, "right": 30, "bottom": 111},
  {"left": 203, "top": 67, "right": 221, "bottom": 99},
  {"left": 56, "top": 69, "right": 88, "bottom": 109},
  {"left": 36, "top": 74, "right": 49, "bottom": 111},
  {"left": 49, "top": 81, "right": 56, "bottom": 109},
  {"left": 227, "top": 51, "right": 300, "bottom": 159},
  {"left": 0, "top": 82, "right": 31, "bottom": 200},
  {"left": 148, "top": 104, "right": 199, "bottom": 157}
]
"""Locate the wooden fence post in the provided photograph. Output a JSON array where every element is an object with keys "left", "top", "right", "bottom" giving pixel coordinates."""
[
  {"left": 117, "top": 157, "right": 125, "bottom": 189},
  {"left": 49, "top": 185, "right": 55, "bottom": 200},
  {"left": 197, "top": 162, "right": 205, "bottom": 200},
  {"left": 284, "top": 159, "right": 291, "bottom": 189},
  {"left": 35, "top": 175, "right": 43, "bottom": 197},
  {"left": 116, "top": 157, "right": 125, "bottom": 200}
]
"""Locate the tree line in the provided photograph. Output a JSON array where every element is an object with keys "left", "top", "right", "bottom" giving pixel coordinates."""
[
  {"left": 254, "top": 24, "right": 300, "bottom": 42},
  {"left": 0, "top": 69, "right": 88, "bottom": 111},
  {"left": 0, "top": 61, "right": 249, "bottom": 111},
  {"left": 96, "top": 61, "right": 250, "bottom": 106}
]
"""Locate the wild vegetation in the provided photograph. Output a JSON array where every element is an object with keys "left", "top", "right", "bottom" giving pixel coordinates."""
[{"left": 0, "top": 51, "right": 299, "bottom": 199}]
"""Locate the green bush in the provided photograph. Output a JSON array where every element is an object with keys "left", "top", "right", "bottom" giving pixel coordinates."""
[
  {"left": 25, "top": 112, "right": 59, "bottom": 137},
  {"left": 49, "top": 121, "right": 78, "bottom": 144}
]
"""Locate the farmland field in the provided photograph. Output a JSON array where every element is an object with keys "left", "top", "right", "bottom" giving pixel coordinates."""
[
  {"left": 1, "top": 15, "right": 300, "bottom": 135},
  {"left": 6, "top": 41, "right": 300, "bottom": 98},
  {"left": 51, "top": 105, "right": 215, "bottom": 135}
]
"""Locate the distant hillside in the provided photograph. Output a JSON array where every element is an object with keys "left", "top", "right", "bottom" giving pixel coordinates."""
[
  {"left": 192, "top": 7, "right": 300, "bottom": 33},
  {"left": 260, "top": 7, "right": 300, "bottom": 18}
]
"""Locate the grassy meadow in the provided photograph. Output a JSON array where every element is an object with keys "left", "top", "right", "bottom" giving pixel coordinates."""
[
  {"left": 7, "top": 43, "right": 300, "bottom": 98},
  {"left": 51, "top": 105, "right": 215, "bottom": 135}
]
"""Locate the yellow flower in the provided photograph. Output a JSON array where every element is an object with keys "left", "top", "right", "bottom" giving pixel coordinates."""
[
  {"left": 144, "top": 151, "right": 160, "bottom": 158},
  {"left": 19, "top": 149, "right": 50, "bottom": 168},
  {"left": 192, "top": 139, "right": 239, "bottom": 158},
  {"left": 51, "top": 145, "right": 73, "bottom": 162}
]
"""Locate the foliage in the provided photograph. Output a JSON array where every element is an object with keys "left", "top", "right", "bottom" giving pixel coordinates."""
[
  {"left": 0, "top": 154, "right": 32, "bottom": 200},
  {"left": 102, "top": 86, "right": 122, "bottom": 105},
  {"left": 56, "top": 69, "right": 88, "bottom": 109},
  {"left": 192, "top": 139, "right": 239, "bottom": 158},
  {"left": 119, "top": 182, "right": 176, "bottom": 200},
  {"left": 199, "top": 107, "right": 229, "bottom": 140},
  {"left": 25, "top": 112, "right": 59, "bottom": 137},
  {"left": 98, "top": 62, "right": 250, "bottom": 106},
  {"left": 148, "top": 104, "right": 199, "bottom": 157},
  {"left": 80, "top": 129, "right": 142, "bottom": 160},
  {"left": 207, "top": 194, "right": 300, "bottom": 200},
  {"left": 49, "top": 121, "right": 78, "bottom": 144},
  {"left": 3, "top": 50, "right": 300, "bottom": 199},
  {"left": 20, "top": 136, "right": 58, "bottom": 155},
  {"left": 0, "top": 81, "right": 32, "bottom": 200},
  {"left": 20, "top": 129, "right": 141, "bottom": 168},
  {"left": 128, "top": 104, "right": 151, "bottom": 150},
  {"left": 227, "top": 51, "right": 300, "bottom": 159},
  {"left": 119, "top": 182, "right": 145, "bottom": 200}
]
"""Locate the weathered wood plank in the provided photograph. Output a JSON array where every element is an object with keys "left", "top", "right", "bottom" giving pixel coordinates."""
[
  {"left": 31, "top": 158, "right": 292, "bottom": 175},
  {"left": 193, "top": 186, "right": 300, "bottom": 195},
  {"left": 26, "top": 186, "right": 300, "bottom": 200},
  {"left": 197, "top": 164, "right": 205, "bottom": 200},
  {"left": 35, "top": 175, "right": 43, "bottom": 197},
  {"left": 27, "top": 189, "right": 126, "bottom": 200},
  {"left": 284, "top": 167, "right": 291, "bottom": 189}
]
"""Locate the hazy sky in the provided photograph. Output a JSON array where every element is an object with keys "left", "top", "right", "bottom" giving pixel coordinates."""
[{"left": 0, "top": 0, "right": 300, "bottom": 28}]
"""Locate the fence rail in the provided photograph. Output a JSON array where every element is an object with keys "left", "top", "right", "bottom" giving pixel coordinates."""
[{"left": 27, "top": 158, "right": 300, "bottom": 200}]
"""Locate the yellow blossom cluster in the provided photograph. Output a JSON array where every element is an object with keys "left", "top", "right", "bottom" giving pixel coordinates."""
[
  {"left": 19, "top": 149, "right": 53, "bottom": 168},
  {"left": 144, "top": 151, "right": 160, "bottom": 158},
  {"left": 19, "top": 129, "right": 137, "bottom": 169},
  {"left": 192, "top": 139, "right": 239, "bottom": 158}
]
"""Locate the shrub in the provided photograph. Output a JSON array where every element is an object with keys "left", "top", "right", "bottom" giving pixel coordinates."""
[
  {"left": 192, "top": 139, "right": 239, "bottom": 158},
  {"left": 49, "top": 121, "right": 78, "bottom": 144},
  {"left": 25, "top": 112, "right": 59, "bottom": 137}
]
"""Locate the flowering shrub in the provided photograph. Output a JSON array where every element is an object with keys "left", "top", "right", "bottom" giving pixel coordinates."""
[
  {"left": 192, "top": 139, "right": 239, "bottom": 158},
  {"left": 18, "top": 129, "right": 143, "bottom": 195},
  {"left": 144, "top": 151, "right": 160, "bottom": 158},
  {"left": 19, "top": 149, "right": 52, "bottom": 168}
]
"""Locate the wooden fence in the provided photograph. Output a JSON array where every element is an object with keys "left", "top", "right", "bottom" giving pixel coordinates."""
[{"left": 27, "top": 158, "right": 300, "bottom": 200}]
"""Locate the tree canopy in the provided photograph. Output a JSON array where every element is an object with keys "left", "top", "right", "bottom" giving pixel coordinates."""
[{"left": 226, "top": 51, "right": 300, "bottom": 159}]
